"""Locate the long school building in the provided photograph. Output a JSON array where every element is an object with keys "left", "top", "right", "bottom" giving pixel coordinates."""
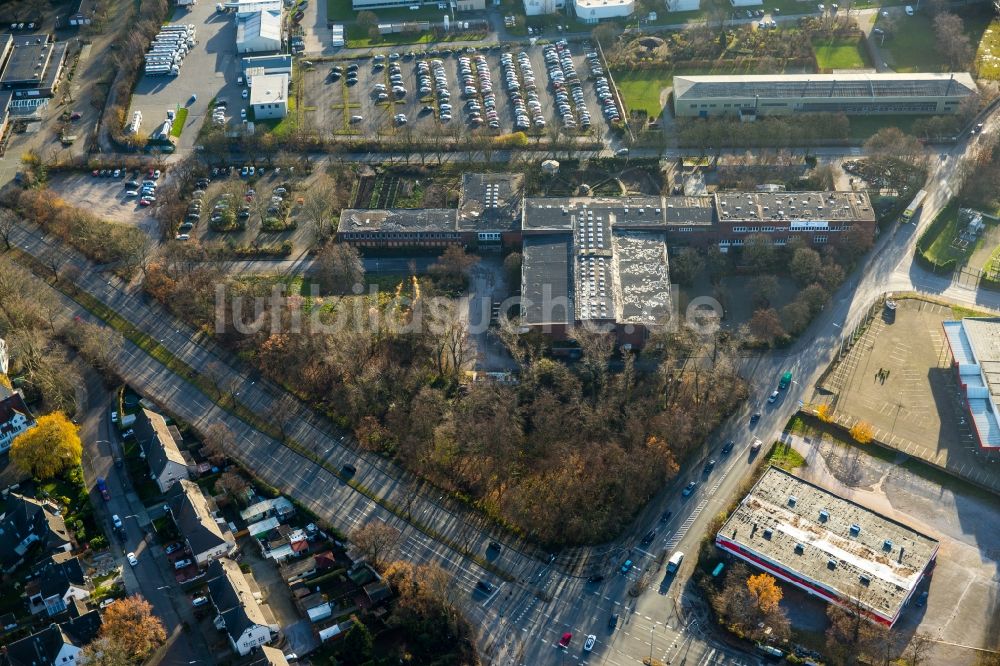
[
  {"left": 716, "top": 466, "right": 939, "bottom": 627},
  {"left": 673, "top": 72, "right": 978, "bottom": 119}
]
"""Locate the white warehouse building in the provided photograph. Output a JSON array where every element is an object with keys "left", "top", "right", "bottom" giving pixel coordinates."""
[
  {"left": 250, "top": 73, "right": 289, "bottom": 119},
  {"left": 573, "top": 0, "right": 634, "bottom": 21},
  {"left": 236, "top": 10, "right": 282, "bottom": 54},
  {"left": 523, "top": 0, "right": 565, "bottom": 15}
]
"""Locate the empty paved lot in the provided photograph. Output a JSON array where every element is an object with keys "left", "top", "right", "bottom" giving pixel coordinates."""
[{"left": 821, "top": 297, "right": 1000, "bottom": 491}]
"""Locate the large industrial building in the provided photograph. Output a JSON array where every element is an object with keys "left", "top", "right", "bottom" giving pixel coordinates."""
[
  {"left": 336, "top": 174, "right": 878, "bottom": 347},
  {"left": 520, "top": 196, "right": 671, "bottom": 347},
  {"left": 236, "top": 10, "right": 282, "bottom": 54},
  {"left": 673, "top": 72, "right": 978, "bottom": 118},
  {"left": 717, "top": 467, "right": 939, "bottom": 627},
  {"left": 943, "top": 318, "right": 1000, "bottom": 448}
]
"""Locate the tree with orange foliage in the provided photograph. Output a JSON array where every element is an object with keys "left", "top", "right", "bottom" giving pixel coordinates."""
[
  {"left": 850, "top": 421, "right": 875, "bottom": 444},
  {"left": 816, "top": 404, "right": 833, "bottom": 422},
  {"left": 80, "top": 595, "right": 165, "bottom": 665},
  {"left": 747, "top": 573, "right": 783, "bottom": 614}
]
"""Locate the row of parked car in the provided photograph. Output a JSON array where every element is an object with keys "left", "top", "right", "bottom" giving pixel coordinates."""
[
  {"left": 500, "top": 52, "right": 545, "bottom": 132},
  {"left": 543, "top": 41, "right": 590, "bottom": 131},
  {"left": 459, "top": 55, "right": 499, "bottom": 129},
  {"left": 585, "top": 51, "right": 621, "bottom": 125}
]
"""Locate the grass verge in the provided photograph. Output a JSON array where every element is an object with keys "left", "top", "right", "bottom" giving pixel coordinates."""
[
  {"left": 170, "top": 108, "right": 188, "bottom": 137},
  {"left": 766, "top": 441, "right": 807, "bottom": 471}
]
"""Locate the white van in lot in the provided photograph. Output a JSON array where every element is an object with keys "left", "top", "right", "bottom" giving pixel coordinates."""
[{"left": 667, "top": 551, "right": 684, "bottom": 574}]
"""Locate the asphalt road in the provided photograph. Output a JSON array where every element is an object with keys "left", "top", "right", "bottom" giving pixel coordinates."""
[
  {"left": 10, "top": 109, "right": 1000, "bottom": 665},
  {"left": 75, "top": 348, "right": 212, "bottom": 665}
]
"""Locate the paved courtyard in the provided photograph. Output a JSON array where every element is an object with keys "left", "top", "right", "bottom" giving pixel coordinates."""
[{"left": 818, "top": 297, "right": 1000, "bottom": 492}]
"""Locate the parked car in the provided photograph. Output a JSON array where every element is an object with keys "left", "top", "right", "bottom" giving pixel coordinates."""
[
  {"left": 584, "top": 635, "right": 596, "bottom": 652},
  {"left": 96, "top": 478, "right": 110, "bottom": 501},
  {"left": 112, "top": 514, "right": 123, "bottom": 529},
  {"left": 126, "top": 552, "right": 138, "bottom": 567},
  {"left": 165, "top": 543, "right": 183, "bottom": 555},
  {"left": 173, "top": 558, "right": 193, "bottom": 570},
  {"left": 558, "top": 632, "right": 572, "bottom": 648},
  {"left": 192, "top": 596, "right": 209, "bottom": 607},
  {"left": 608, "top": 613, "right": 619, "bottom": 630},
  {"left": 476, "top": 580, "right": 495, "bottom": 594}
]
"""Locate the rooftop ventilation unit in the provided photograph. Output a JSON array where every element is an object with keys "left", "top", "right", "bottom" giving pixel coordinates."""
[
  {"left": 850, "top": 524, "right": 861, "bottom": 536},
  {"left": 819, "top": 509, "right": 830, "bottom": 522},
  {"left": 788, "top": 496, "right": 797, "bottom": 507},
  {"left": 794, "top": 543, "right": 804, "bottom": 554},
  {"left": 883, "top": 539, "right": 893, "bottom": 552},
  {"left": 827, "top": 559, "right": 837, "bottom": 570}
]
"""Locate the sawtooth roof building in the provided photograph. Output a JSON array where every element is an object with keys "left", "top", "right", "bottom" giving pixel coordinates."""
[
  {"left": 520, "top": 196, "right": 672, "bottom": 347},
  {"left": 717, "top": 467, "right": 939, "bottom": 627},
  {"left": 943, "top": 318, "right": 1000, "bottom": 448},
  {"left": 673, "top": 72, "right": 978, "bottom": 118}
]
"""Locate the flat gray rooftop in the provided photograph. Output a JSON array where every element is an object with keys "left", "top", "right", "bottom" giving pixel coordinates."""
[
  {"left": 664, "top": 196, "right": 715, "bottom": 226},
  {"left": 718, "top": 467, "right": 939, "bottom": 623},
  {"left": 521, "top": 234, "right": 573, "bottom": 325},
  {"left": 715, "top": 191, "right": 875, "bottom": 224},
  {"left": 338, "top": 208, "right": 457, "bottom": 233},
  {"left": 1, "top": 38, "right": 51, "bottom": 86},
  {"left": 523, "top": 196, "right": 666, "bottom": 232},
  {"left": 612, "top": 230, "right": 671, "bottom": 326},
  {"left": 458, "top": 173, "right": 524, "bottom": 232}
]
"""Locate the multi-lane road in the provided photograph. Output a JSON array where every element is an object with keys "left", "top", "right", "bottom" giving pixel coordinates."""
[{"left": 8, "top": 107, "right": 1000, "bottom": 665}]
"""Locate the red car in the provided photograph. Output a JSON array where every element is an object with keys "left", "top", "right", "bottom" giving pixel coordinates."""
[{"left": 559, "top": 633, "right": 572, "bottom": 648}]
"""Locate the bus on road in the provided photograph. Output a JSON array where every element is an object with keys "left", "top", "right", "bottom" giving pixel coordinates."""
[{"left": 902, "top": 189, "right": 927, "bottom": 222}]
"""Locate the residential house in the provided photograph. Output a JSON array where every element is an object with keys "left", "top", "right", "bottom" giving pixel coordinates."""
[
  {"left": 260, "top": 525, "right": 308, "bottom": 562},
  {"left": 279, "top": 555, "right": 318, "bottom": 586},
  {"left": 166, "top": 480, "right": 236, "bottom": 566},
  {"left": 205, "top": 558, "right": 278, "bottom": 656},
  {"left": 0, "top": 493, "right": 72, "bottom": 573},
  {"left": 137, "top": 409, "right": 192, "bottom": 493},
  {"left": 246, "top": 646, "right": 290, "bottom": 666},
  {"left": 239, "top": 496, "right": 294, "bottom": 524},
  {"left": 27, "top": 555, "right": 92, "bottom": 616},
  {"left": 3, "top": 610, "right": 101, "bottom": 666},
  {"left": 0, "top": 391, "right": 35, "bottom": 454}
]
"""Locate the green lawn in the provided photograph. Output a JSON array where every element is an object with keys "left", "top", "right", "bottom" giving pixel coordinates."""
[
  {"left": 921, "top": 202, "right": 980, "bottom": 268},
  {"left": 767, "top": 442, "right": 807, "bottom": 471},
  {"left": 613, "top": 69, "right": 673, "bottom": 117},
  {"left": 170, "top": 108, "right": 188, "bottom": 138},
  {"left": 846, "top": 114, "right": 927, "bottom": 140},
  {"left": 883, "top": 10, "right": 993, "bottom": 72},
  {"left": 812, "top": 37, "right": 868, "bottom": 69}
]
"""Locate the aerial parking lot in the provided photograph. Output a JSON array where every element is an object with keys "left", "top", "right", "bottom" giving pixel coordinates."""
[
  {"left": 127, "top": 1, "right": 243, "bottom": 151},
  {"left": 298, "top": 42, "right": 622, "bottom": 143}
]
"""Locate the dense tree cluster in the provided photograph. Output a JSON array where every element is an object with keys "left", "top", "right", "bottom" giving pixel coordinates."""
[
  {"left": 145, "top": 245, "right": 746, "bottom": 545},
  {"left": 0, "top": 257, "right": 80, "bottom": 414},
  {"left": 710, "top": 563, "right": 790, "bottom": 642},
  {"left": 4, "top": 189, "right": 150, "bottom": 274}
]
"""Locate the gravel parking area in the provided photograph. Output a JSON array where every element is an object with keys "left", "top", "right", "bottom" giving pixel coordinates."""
[
  {"left": 48, "top": 172, "right": 160, "bottom": 237},
  {"left": 128, "top": 2, "right": 243, "bottom": 151}
]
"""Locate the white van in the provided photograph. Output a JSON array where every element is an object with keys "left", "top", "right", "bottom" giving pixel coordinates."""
[
  {"left": 667, "top": 551, "right": 684, "bottom": 573},
  {"left": 904, "top": 4, "right": 914, "bottom": 14}
]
